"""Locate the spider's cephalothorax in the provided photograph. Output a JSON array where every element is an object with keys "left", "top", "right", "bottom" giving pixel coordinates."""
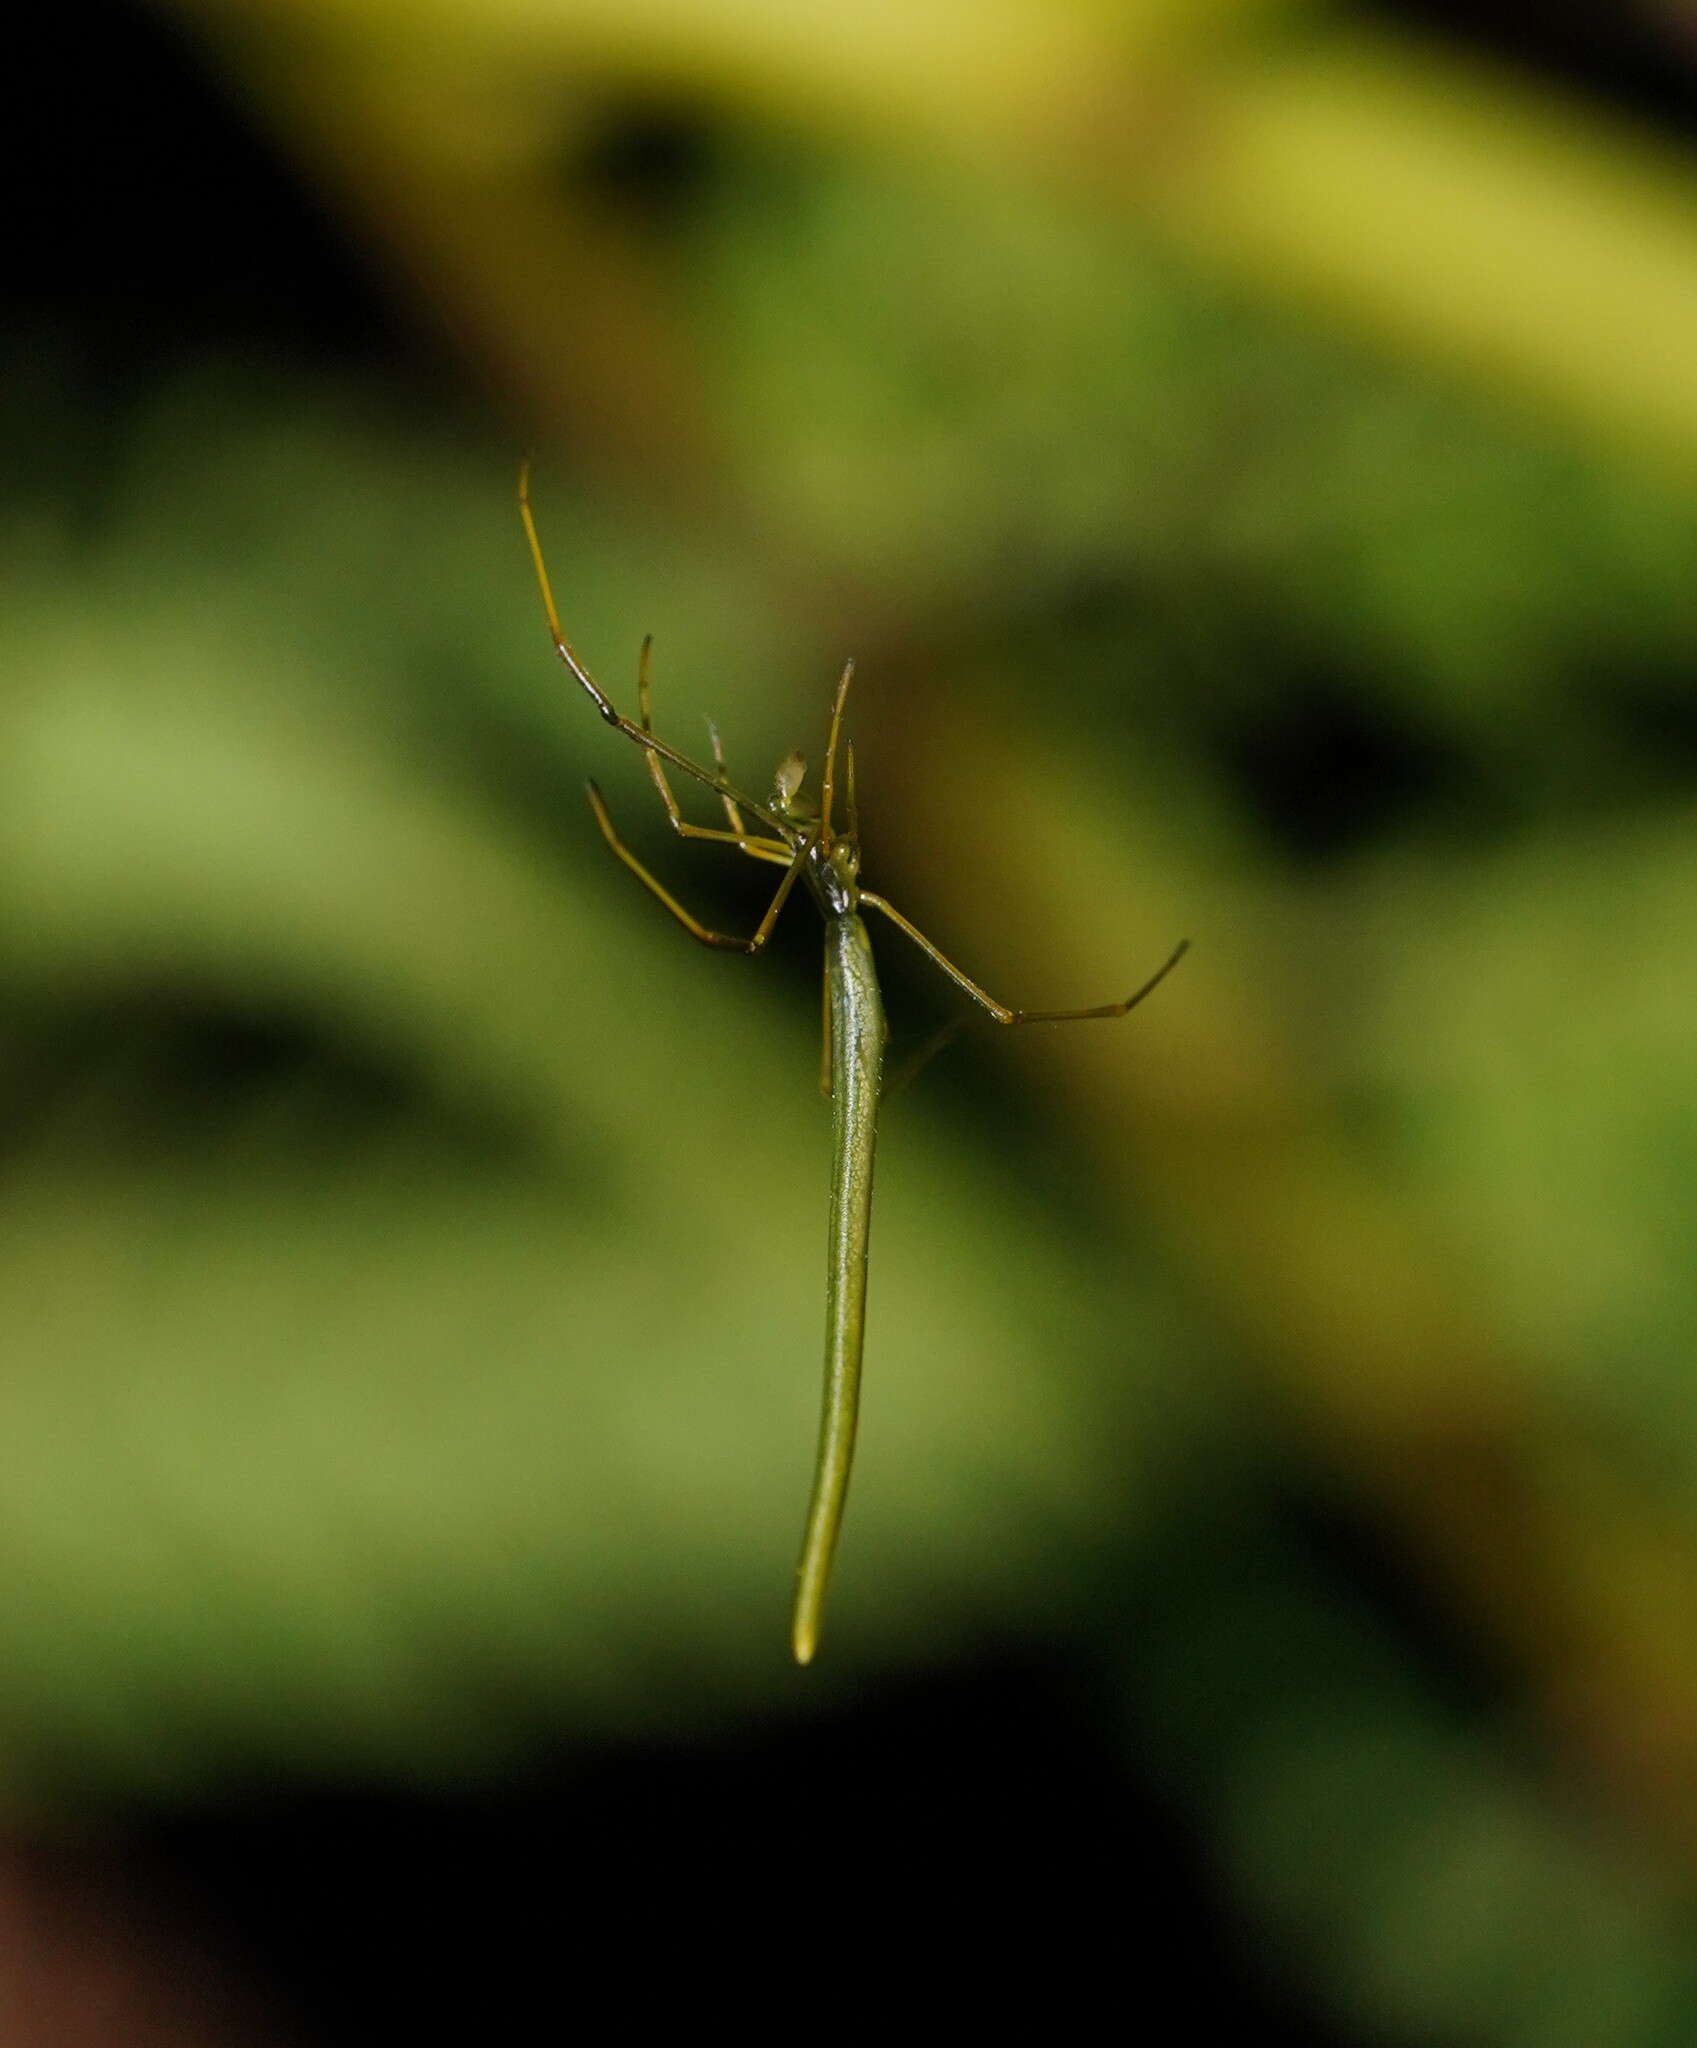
[{"left": 770, "top": 745, "right": 863, "bottom": 919}]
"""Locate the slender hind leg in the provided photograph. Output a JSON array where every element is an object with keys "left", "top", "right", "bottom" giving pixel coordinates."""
[
  {"left": 708, "top": 718, "right": 793, "bottom": 868},
  {"left": 587, "top": 781, "right": 814, "bottom": 951},
  {"left": 519, "top": 462, "right": 787, "bottom": 832},
  {"left": 819, "top": 661, "right": 854, "bottom": 840},
  {"left": 858, "top": 896, "right": 1189, "bottom": 1024},
  {"left": 628, "top": 637, "right": 792, "bottom": 860}
]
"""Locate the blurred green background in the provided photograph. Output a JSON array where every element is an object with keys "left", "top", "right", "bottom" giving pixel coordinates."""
[{"left": 9, "top": 0, "right": 1697, "bottom": 2039}]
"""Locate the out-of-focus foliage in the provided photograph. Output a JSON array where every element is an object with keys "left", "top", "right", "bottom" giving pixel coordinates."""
[{"left": 10, "top": 0, "right": 1697, "bottom": 2038}]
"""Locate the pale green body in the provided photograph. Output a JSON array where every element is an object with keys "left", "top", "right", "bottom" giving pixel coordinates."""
[{"left": 792, "top": 909, "right": 886, "bottom": 1665}]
